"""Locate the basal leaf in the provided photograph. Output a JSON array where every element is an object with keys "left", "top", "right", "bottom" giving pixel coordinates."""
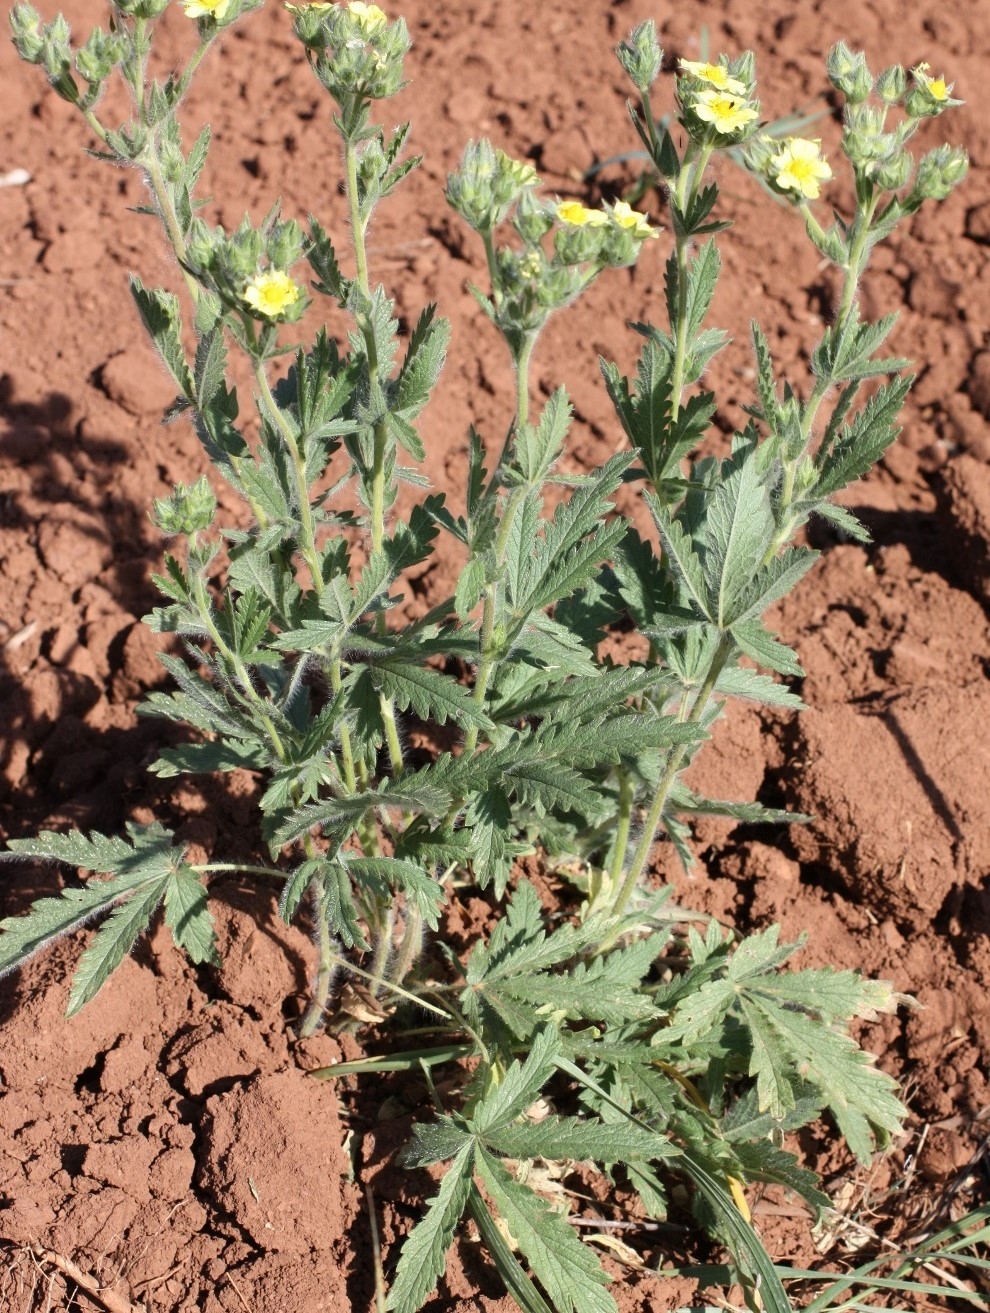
[
  {"left": 386, "top": 1142, "right": 475, "bottom": 1313},
  {"left": 475, "top": 1147, "right": 616, "bottom": 1313}
]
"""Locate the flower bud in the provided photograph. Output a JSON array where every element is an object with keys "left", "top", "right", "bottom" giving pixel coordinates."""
[
  {"left": 616, "top": 20, "right": 662, "bottom": 93},
  {"left": 842, "top": 104, "right": 886, "bottom": 166},
  {"left": 266, "top": 218, "right": 306, "bottom": 270},
  {"left": 153, "top": 477, "right": 217, "bottom": 536},
  {"left": 446, "top": 139, "right": 530, "bottom": 233},
  {"left": 9, "top": 4, "right": 45, "bottom": 63},
  {"left": 909, "top": 144, "right": 969, "bottom": 203},
  {"left": 75, "top": 27, "right": 125, "bottom": 85},
  {"left": 826, "top": 41, "right": 872, "bottom": 103},
  {"left": 874, "top": 147, "right": 912, "bottom": 191},
  {"left": 874, "top": 64, "right": 906, "bottom": 104},
  {"left": 905, "top": 64, "right": 961, "bottom": 119},
  {"left": 114, "top": 0, "right": 170, "bottom": 17},
  {"left": 513, "top": 189, "right": 554, "bottom": 244}
]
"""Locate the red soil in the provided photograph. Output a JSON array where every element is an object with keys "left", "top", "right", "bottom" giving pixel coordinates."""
[{"left": 1, "top": 1, "right": 988, "bottom": 1310}]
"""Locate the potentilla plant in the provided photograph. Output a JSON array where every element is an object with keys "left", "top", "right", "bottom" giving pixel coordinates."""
[{"left": 2, "top": 4, "right": 965, "bottom": 1311}]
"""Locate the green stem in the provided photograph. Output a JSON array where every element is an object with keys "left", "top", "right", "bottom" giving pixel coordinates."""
[
  {"left": 669, "top": 143, "right": 711, "bottom": 425},
  {"left": 768, "top": 191, "right": 881, "bottom": 557},
  {"left": 254, "top": 360, "right": 325, "bottom": 597},
  {"left": 606, "top": 770, "right": 634, "bottom": 894},
  {"left": 368, "top": 901, "right": 396, "bottom": 998},
  {"left": 489, "top": 329, "right": 537, "bottom": 490},
  {"left": 191, "top": 573, "right": 288, "bottom": 762},
  {"left": 345, "top": 139, "right": 370, "bottom": 297},
  {"left": 606, "top": 633, "right": 734, "bottom": 927},
  {"left": 143, "top": 147, "right": 202, "bottom": 307}
]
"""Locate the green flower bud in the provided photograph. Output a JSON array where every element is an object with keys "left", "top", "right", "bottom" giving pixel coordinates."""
[
  {"left": 513, "top": 189, "right": 554, "bottom": 244},
  {"left": 446, "top": 139, "right": 529, "bottom": 234},
  {"left": 842, "top": 104, "right": 886, "bottom": 166},
  {"left": 875, "top": 64, "right": 906, "bottom": 104},
  {"left": 113, "top": 0, "right": 170, "bottom": 16},
  {"left": 908, "top": 144, "right": 969, "bottom": 204},
  {"left": 75, "top": 27, "right": 126, "bottom": 86},
  {"left": 616, "top": 20, "right": 662, "bottom": 93},
  {"left": 266, "top": 217, "right": 306, "bottom": 271},
  {"left": 827, "top": 41, "right": 872, "bottom": 103},
  {"left": 874, "top": 147, "right": 912, "bottom": 191},
  {"left": 153, "top": 477, "right": 217, "bottom": 537},
  {"left": 727, "top": 50, "right": 757, "bottom": 96},
  {"left": 9, "top": 3, "right": 45, "bottom": 63}
]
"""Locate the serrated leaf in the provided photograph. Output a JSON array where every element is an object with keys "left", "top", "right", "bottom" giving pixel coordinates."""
[
  {"left": 68, "top": 875, "right": 170, "bottom": 1015},
  {"left": 472, "top": 1027, "right": 560, "bottom": 1134},
  {"left": 705, "top": 455, "right": 775, "bottom": 628},
  {"left": 386, "top": 1142, "right": 475, "bottom": 1313},
  {"left": 730, "top": 617, "right": 803, "bottom": 677},
  {"left": 475, "top": 1148, "right": 616, "bottom": 1313},
  {"left": 163, "top": 866, "right": 219, "bottom": 965},
  {"left": 484, "top": 1115, "right": 676, "bottom": 1165},
  {"left": 515, "top": 387, "right": 571, "bottom": 483},
  {"left": 684, "top": 239, "right": 720, "bottom": 339},
  {"left": 648, "top": 495, "right": 712, "bottom": 621},
  {"left": 374, "top": 658, "right": 494, "bottom": 731}
]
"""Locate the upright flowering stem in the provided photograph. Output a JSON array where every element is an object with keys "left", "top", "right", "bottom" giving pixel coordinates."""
[
  {"left": 603, "top": 632, "right": 734, "bottom": 932},
  {"left": 669, "top": 141, "right": 713, "bottom": 423},
  {"left": 464, "top": 340, "right": 533, "bottom": 756}
]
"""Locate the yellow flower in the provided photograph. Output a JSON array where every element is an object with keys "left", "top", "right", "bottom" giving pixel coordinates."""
[
  {"left": 610, "top": 200, "right": 656, "bottom": 239},
  {"left": 912, "top": 62, "right": 950, "bottom": 102},
  {"left": 347, "top": 0, "right": 387, "bottom": 33},
  {"left": 243, "top": 270, "right": 303, "bottom": 319},
  {"left": 679, "top": 59, "right": 747, "bottom": 97},
  {"left": 692, "top": 89, "right": 759, "bottom": 135},
  {"left": 556, "top": 200, "right": 608, "bottom": 227},
  {"left": 771, "top": 137, "right": 832, "bottom": 200},
  {"left": 182, "top": 0, "right": 233, "bottom": 20}
]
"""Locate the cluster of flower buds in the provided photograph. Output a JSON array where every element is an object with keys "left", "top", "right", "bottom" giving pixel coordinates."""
[
  {"left": 287, "top": 1, "right": 409, "bottom": 113},
  {"left": 153, "top": 476, "right": 218, "bottom": 538},
  {"left": 823, "top": 42, "right": 967, "bottom": 203},
  {"left": 447, "top": 138, "right": 657, "bottom": 355},
  {"left": 185, "top": 212, "right": 308, "bottom": 323},
  {"left": 676, "top": 54, "right": 760, "bottom": 147},
  {"left": 445, "top": 140, "right": 541, "bottom": 234}
]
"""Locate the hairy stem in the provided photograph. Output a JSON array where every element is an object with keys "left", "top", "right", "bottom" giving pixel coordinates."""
[
  {"left": 297, "top": 877, "right": 336, "bottom": 1037},
  {"left": 606, "top": 632, "right": 734, "bottom": 927}
]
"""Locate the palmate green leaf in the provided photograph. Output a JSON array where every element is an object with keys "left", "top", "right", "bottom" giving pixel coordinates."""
[
  {"left": 395, "top": 303, "right": 450, "bottom": 418},
  {"left": 731, "top": 1140, "right": 830, "bottom": 1215},
  {"left": 150, "top": 736, "right": 269, "bottom": 779},
  {"left": 163, "top": 866, "right": 219, "bottom": 966},
  {"left": 500, "top": 969, "right": 656, "bottom": 1027},
  {"left": 386, "top": 1142, "right": 475, "bottom": 1313},
  {"left": 0, "top": 867, "right": 154, "bottom": 978},
  {"left": 485, "top": 1115, "right": 677, "bottom": 1167},
  {"left": 475, "top": 1147, "right": 616, "bottom": 1313},
  {"left": 346, "top": 857, "right": 444, "bottom": 930},
  {"left": 730, "top": 545, "right": 818, "bottom": 627},
  {"left": 806, "top": 498, "right": 871, "bottom": 544},
  {"left": 401, "top": 1114, "right": 474, "bottom": 1168},
  {"left": 715, "top": 665, "right": 805, "bottom": 709},
  {"left": 68, "top": 875, "right": 171, "bottom": 1016},
  {"left": 731, "top": 616, "right": 803, "bottom": 677},
  {"left": 684, "top": 238, "right": 720, "bottom": 340},
  {"left": 517, "top": 519, "right": 627, "bottom": 615}
]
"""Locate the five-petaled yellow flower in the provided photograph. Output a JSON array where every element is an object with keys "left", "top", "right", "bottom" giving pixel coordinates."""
[
  {"left": 679, "top": 59, "right": 747, "bottom": 97},
  {"left": 771, "top": 137, "right": 832, "bottom": 200},
  {"left": 692, "top": 89, "right": 759, "bottom": 135},
  {"left": 243, "top": 270, "right": 303, "bottom": 319},
  {"left": 348, "top": 1, "right": 387, "bottom": 33},
  {"left": 912, "top": 61, "right": 950, "bottom": 102},
  {"left": 183, "top": 0, "right": 233, "bottom": 20},
  {"left": 556, "top": 200, "right": 608, "bottom": 228},
  {"left": 611, "top": 200, "right": 656, "bottom": 239}
]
